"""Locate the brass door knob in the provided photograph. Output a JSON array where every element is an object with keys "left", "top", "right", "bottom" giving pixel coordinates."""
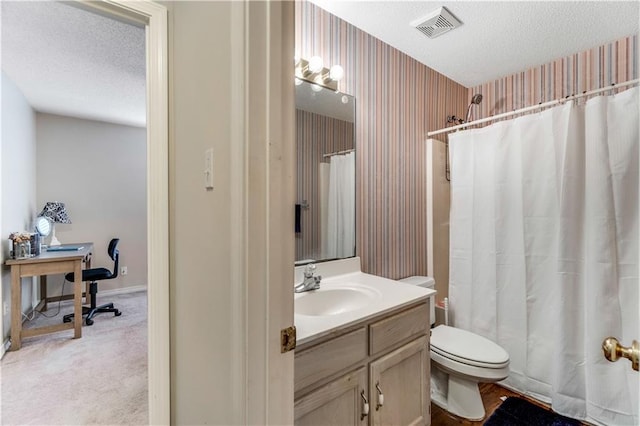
[{"left": 602, "top": 337, "right": 639, "bottom": 371}]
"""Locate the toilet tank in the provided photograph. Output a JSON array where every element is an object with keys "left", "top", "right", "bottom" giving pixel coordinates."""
[{"left": 399, "top": 276, "right": 436, "bottom": 326}]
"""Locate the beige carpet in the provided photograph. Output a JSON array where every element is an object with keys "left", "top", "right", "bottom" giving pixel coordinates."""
[{"left": 0, "top": 290, "right": 148, "bottom": 425}]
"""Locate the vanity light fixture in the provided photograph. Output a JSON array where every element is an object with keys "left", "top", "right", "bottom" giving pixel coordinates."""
[
  {"left": 308, "top": 56, "right": 324, "bottom": 74},
  {"left": 295, "top": 55, "right": 344, "bottom": 91},
  {"left": 324, "top": 65, "right": 344, "bottom": 84}
]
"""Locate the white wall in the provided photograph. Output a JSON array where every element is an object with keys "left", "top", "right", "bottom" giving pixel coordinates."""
[
  {"left": 168, "top": 2, "right": 295, "bottom": 423},
  {"left": 1, "top": 72, "right": 38, "bottom": 340},
  {"left": 35, "top": 113, "right": 147, "bottom": 295},
  {"left": 169, "top": 2, "right": 240, "bottom": 424},
  {"left": 168, "top": 2, "right": 296, "bottom": 421}
]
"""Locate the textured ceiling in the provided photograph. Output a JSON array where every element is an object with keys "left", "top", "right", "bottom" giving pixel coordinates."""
[
  {"left": 2, "top": 2, "right": 638, "bottom": 128},
  {"left": 310, "top": 0, "right": 640, "bottom": 87},
  {"left": 1, "top": 1, "right": 145, "bottom": 128}
]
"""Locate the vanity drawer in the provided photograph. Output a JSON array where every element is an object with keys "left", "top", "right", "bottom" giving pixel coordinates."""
[
  {"left": 295, "top": 327, "right": 367, "bottom": 394},
  {"left": 369, "top": 302, "right": 429, "bottom": 355}
]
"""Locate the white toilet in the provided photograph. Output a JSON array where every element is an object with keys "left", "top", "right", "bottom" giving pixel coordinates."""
[{"left": 399, "top": 276, "right": 510, "bottom": 421}]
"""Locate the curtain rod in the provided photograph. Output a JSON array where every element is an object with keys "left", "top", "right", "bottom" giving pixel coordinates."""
[
  {"left": 323, "top": 148, "right": 354, "bottom": 158},
  {"left": 427, "top": 79, "right": 640, "bottom": 137}
]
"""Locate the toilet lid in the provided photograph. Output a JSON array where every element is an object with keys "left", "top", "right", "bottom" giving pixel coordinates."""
[{"left": 430, "top": 325, "right": 509, "bottom": 368}]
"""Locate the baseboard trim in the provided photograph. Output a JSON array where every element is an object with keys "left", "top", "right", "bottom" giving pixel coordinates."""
[{"left": 99, "top": 285, "right": 147, "bottom": 297}]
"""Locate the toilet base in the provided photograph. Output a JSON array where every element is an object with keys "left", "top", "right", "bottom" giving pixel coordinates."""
[
  {"left": 430, "top": 367, "right": 486, "bottom": 421},
  {"left": 447, "top": 375, "right": 485, "bottom": 420}
]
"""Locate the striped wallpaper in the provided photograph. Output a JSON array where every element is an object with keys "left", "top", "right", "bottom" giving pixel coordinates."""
[
  {"left": 297, "top": 1, "right": 637, "bottom": 280},
  {"left": 469, "top": 34, "right": 638, "bottom": 122},
  {"left": 296, "top": 1, "right": 468, "bottom": 279},
  {"left": 296, "top": 109, "right": 354, "bottom": 260}
]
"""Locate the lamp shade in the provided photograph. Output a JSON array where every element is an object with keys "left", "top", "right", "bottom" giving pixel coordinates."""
[{"left": 39, "top": 202, "right": 72, "bottom": 224}]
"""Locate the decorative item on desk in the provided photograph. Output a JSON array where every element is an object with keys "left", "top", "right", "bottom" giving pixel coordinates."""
[
  {"left": 32, "top": 215, "right": 51, "bottom": 254},
  {"left": 29, "top": 233, "right": 41, "bottom": 256},
  {"left": 8, "top": 232, "right": 33, "bottom": 259},
  {"left": 38, "top": 201, "right": 71, "bottom": 246}
]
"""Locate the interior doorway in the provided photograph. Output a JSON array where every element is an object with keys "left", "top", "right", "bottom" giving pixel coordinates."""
[
  {"left": 0, "top": 0, "right": 169, "bottom": 423},
  {"left": 46, "top": 0, "right": 170, "bottom": 422}
]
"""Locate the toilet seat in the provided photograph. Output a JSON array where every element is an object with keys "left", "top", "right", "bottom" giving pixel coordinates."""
[{"left": 430, "top": 325, "right": 509, "bottom": 368}]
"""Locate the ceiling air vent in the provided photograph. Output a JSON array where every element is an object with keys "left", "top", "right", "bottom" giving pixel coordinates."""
[{"left": 412, "top": 6, "right": 462, "bottom": 39}]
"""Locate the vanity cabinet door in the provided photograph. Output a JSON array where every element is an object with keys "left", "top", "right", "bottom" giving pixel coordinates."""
[
  {"left": 369, "top": 337, "right": 430, "bottom": 426},
  {"left": 295, "top": 367, "right": 368, "bottom": 426}
]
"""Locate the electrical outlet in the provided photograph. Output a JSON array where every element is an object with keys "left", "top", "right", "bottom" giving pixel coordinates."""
[
  {"left": 3, "top": 302, "right": 8, "bottom": 316},
  {"left": 121, "top": 266, "right": 128, "bottom": 276}
]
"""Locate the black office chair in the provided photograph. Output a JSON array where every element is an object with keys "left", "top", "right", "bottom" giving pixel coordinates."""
[{"left": 63, "top": 238, "right": 122, "bottom": 326}]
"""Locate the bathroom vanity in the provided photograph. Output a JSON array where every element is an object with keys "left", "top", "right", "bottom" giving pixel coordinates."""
[{"left": 293, "top": 258, "right": 434, "bottom": 425}]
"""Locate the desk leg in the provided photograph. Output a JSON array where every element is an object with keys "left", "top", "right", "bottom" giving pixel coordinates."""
[
  {"left": 73, "top": 260, "right": 83, "bottom": 338},
  {"left": 85, "top": 255, "right": 92, "bottom": 306},
  {"left": 40, "top": 275, "right": 48, "bottom": 312},
  {"left": 10, "top": 266, "right": 22, "bottom": 351}
]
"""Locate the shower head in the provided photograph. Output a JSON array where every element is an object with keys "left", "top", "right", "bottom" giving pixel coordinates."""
[{"left": 465, "top": 93, "right": 483, "bottom": 123}]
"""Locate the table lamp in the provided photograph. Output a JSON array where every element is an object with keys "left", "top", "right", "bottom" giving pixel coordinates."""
[{"left": 38, "top": 201, "right": 71, "bottom": 246}]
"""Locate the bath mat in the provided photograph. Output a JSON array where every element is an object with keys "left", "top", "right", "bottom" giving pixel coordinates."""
[{"left": 484, "top": 397, "right": 581, "bottom": 426}]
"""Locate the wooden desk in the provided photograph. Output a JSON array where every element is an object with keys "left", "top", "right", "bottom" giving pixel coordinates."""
[{"left": 5, "top": 243, "right": 93, "bottom": 350}]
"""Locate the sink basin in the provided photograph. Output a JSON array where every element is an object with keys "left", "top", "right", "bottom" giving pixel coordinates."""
[{"left": 295, "top": 284, "right": 381, "bottom": 316}]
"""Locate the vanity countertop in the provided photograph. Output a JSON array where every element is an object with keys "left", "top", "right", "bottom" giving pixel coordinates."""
[{"left": 294, "top": 257, "right": 435, "bottom": 346}]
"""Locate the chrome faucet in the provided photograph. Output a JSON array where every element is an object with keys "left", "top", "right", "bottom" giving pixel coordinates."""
[{"left": 294, "top": 264, "right": 321, "bottom": 293}]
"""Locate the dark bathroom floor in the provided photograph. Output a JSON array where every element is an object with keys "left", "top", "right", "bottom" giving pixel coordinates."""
[{"left": 430, "top": 383, "right": 589, "bottom": 425}]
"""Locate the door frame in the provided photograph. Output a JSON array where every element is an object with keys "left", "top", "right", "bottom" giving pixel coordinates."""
[
  {"left": 244, "top": 2, "right": 295, "bottom": 423},
  {"left": 74, "top": 1, "right": 170, "bottom": 423}
]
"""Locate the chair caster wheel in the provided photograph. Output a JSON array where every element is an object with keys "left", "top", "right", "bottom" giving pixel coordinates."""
[
  {"left": 86, "top": 318, "right": 94, "bottom": 326},
  {"left": 115, "top": 311, "right": 122, "bottom": 317},
  {"left": 63, "top": 317, "right": 72, "bottom": 323}
]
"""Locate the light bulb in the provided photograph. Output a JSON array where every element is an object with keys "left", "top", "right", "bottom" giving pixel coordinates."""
[
  {"left": 308, "top": 56, "right": 323, "bottom": 74},
  {"left": 295, "top": 78, "right": 303, "bottom": 86},
  {"left": 311, "top": 83, "right": 323, "bottom": 92},
  {"left": 329, "top": 65, "right": 344, "bottom": 81}
]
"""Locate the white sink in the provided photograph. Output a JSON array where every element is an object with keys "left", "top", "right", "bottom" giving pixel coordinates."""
[
  {"left": 295, "top": 284, "right": 381, "bottom": 316},
  {"left": 293, "top": 259, "right": 435, "bottom": 345}
]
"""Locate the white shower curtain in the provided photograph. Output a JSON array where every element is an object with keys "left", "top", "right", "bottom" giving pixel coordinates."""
[
  {"left": 448, "top": 86, "right": 639, "bottom": 425},
  {"left": 326, "top": 152, "right": 355, "bottom": 259}
]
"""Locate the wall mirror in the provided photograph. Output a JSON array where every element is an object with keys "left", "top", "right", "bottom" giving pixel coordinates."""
[{"left": 295, "top": 79, "right": 356, "bottom": 264}]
